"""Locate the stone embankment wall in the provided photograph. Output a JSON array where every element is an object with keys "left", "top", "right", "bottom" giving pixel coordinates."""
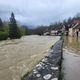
[{"left": 22, "top": 38, "right": 63, "bottom": 80}]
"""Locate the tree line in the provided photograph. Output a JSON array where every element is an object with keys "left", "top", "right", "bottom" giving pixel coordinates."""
[
  {"left": 0, "top": 12, "right": 30, "bottom": 40},
  {"left": 0, "top": 12, "right": 80, "bottom": 40},
  {"left": 30, "top": 13, "right": 80, "bottom": 35}
]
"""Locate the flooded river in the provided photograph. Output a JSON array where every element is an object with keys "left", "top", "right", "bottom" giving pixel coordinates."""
[
  {"left": 63, "top": 36, "right": 80, "bottom": 80},
  {"left": 0, "top": 35, "right": 59, "bottom": 80}
]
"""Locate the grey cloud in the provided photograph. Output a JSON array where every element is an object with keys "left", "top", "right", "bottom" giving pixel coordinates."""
[{"left": 0, "top": 0, "right": 80, "bottom": 26}]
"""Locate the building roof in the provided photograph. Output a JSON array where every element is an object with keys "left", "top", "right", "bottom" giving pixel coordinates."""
[
  {"left": 72, "top": 19, "right": 80, "bottom": 29},
  {"left": 73, "top": 23, "right": 80, "bottom": 29},
  {"left": 73, "top": 20, "right": 80, "bottom": 24}
]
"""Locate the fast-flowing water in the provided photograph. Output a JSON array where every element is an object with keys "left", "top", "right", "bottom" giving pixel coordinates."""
[
  {"left": 63, "top": 36, "right": 80, "bottom": 80},
  {"left": 0, "top": 35, "right": 59, "bottom": 80}
]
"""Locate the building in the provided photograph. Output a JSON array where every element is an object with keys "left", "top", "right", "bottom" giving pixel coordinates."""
[{"left": 69, "top": 20, "right": 80, "bottom": 37}]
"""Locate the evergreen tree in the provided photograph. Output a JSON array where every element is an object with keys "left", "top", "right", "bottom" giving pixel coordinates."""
[
  {"left": 9, "top": 12, "right": 21, "bottom": 39},
  {"left": 0, "top": 18, "right": 3, "bottom": 31}
]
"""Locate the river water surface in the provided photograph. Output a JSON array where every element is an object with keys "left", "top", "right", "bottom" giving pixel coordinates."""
[{"left": 0, "top": 35, "right": 59, "bottom": 80}]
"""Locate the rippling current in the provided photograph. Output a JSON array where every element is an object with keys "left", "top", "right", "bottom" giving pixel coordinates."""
[{"left": 0, "top": 35, "right": 59, "bottom": 80}]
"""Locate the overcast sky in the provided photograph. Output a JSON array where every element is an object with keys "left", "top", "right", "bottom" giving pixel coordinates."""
[{"left": 0, "top": 0, "right": 80, "bottom": 26}]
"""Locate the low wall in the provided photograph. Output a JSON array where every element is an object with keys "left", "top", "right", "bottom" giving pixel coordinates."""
[{"left": 22, "top": 38, "right": 63, "bottom": 80}]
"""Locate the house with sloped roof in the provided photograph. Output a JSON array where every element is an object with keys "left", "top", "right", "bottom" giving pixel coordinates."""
[{"left": 69, "top": 20, "right": 80, "bottom": 37}]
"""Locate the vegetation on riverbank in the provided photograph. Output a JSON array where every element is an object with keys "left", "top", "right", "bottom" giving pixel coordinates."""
[
  {"left": 0, "top": 12, "right": 80, "bottom": 40},
  {"left": 9, "top": 12, "right": 22, "bottom": 39},
  {"left": 0, "top": 13, "right": 30, "bottom": 41},
  {"left": 0, "top": 31, "right": 8, "bottom": 40}
]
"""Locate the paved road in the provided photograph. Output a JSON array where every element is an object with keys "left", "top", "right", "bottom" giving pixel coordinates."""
[{"left": 63, "top": 49, "right": 80, "bottom": 80}]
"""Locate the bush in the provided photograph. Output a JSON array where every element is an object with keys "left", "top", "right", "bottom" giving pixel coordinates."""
[{"left": 0, "top": 31, "right": 8, "bottom": 40}]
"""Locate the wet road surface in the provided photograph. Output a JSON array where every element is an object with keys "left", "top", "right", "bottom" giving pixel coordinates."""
[
  {"left": 63, "top": 36, "right": 80, "bottom": 80},
  {"left": 63, "top": 49, "right": 80, "bottom": 80}
]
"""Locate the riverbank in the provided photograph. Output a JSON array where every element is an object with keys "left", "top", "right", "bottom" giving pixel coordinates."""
[{"left": 22, "top": 37, "right": 63, "bottom": 80}]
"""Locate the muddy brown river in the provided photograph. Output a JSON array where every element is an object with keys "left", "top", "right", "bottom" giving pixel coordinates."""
[{"left": 0, "top": 35, "right": 59, "bottom": 80}]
